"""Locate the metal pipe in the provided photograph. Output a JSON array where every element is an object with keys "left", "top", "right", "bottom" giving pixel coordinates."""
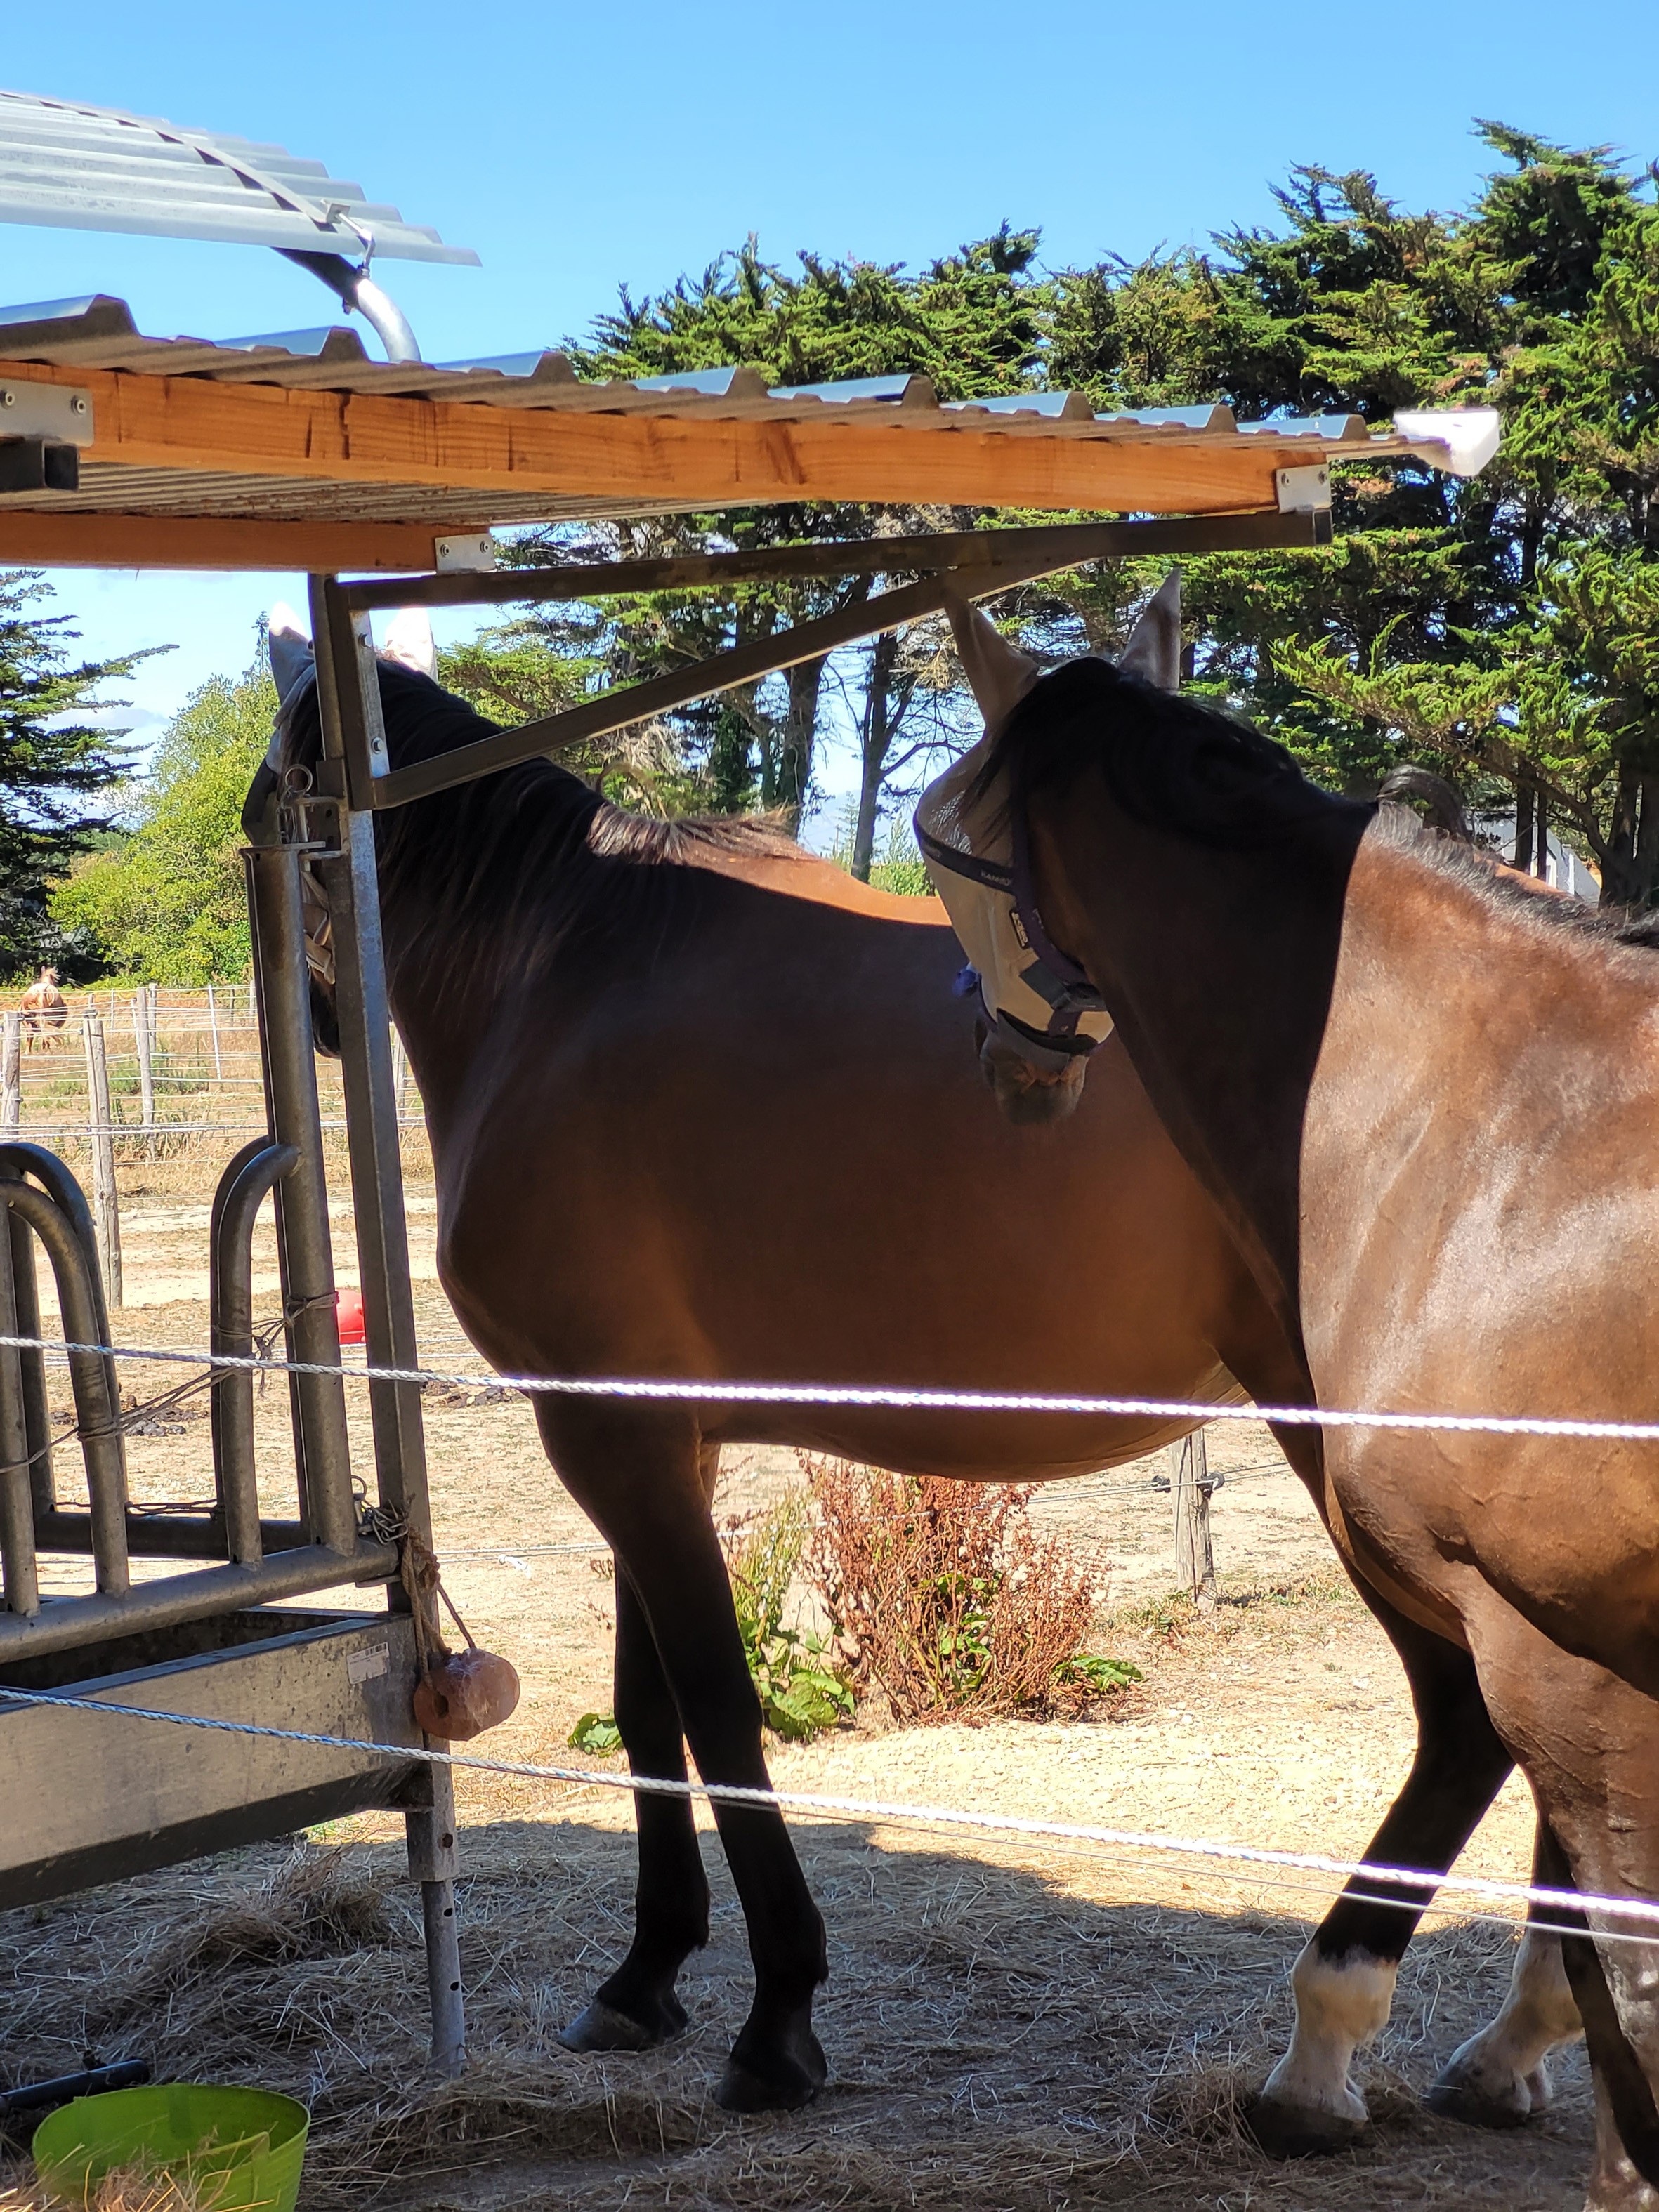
[
  {"left": 243, "top": 845, "right": 358, "bottom": 1555},
  {"left": 0, "top": 1538, "right": 397, "bottom": 1659},
  {"left": 422, "top": 1879, "right": 466, "bottom": 2074},
  {"left": 313, "top": 574, "right": 464, "bottom": 2074},
  {"left": 278, "top": 249, "right": 422, "bottom": 364},
  {"left": 0, "top": 1220, "right": 37, "bottom": 1617},
  {"left": 343, "top": 505, "right": 1332, "bottom": 615},
  {"left": 0, "top": 1145, "right": 105, "bottom": 1525},
  {"left": 11, "top": 1211, "right": 53, "bottom": 1520},
  {"left": 34, "top": 1511, "right": 310, "bottom": 1560},
  {"left": 0, "top": 1178, "right": 128, "bottom": 1595},
  {"left": 211, "top": 1140, "right": 299, "bottom": 1565}
]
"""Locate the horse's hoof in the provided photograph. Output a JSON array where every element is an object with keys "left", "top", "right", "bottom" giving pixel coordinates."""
[
  {"left": 716, "top": 2027, "right": 827, "bottom": 2113},
  {"left": 1245, "top": 2093, "right": 1370, "bottom": 2159},
  {"left": 1424, "top": 2079, "right": 1532, "bottom": 2129},
  {"left": 558, "top": 1994, "right": 688, "bottom": 2054},
  {"left": 1424, "top": 2049, "right": 1547, "bottom": 2130}
]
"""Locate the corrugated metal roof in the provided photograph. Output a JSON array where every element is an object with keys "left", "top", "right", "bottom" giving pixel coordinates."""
[
  {"left": 0, "top": 90, "right": 478, "bottom": 263},
  {"left": 0, "top": 294, "right": 1499, "bottom": 569},
  {"left": 0, "top": 294, "right": 1380, "bottom": 443}
]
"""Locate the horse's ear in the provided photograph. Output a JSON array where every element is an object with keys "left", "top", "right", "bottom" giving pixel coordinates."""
[
  {"left": 945, "top": 593, "right": 1042, "bottom": 730},
  {"left": 1119, "top": 572, "right": 1181, "bottom": 692},
  {"left": 268, "top": 603, "right": 315, "bottom": 707},
  {"left": 382, "top": 607, "right": 438, "bottom": 679}
]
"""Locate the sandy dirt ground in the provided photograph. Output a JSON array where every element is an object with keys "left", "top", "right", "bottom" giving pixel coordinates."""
[{"left": 0, "top": 1184, "right": 1595, "bottom": 2211}]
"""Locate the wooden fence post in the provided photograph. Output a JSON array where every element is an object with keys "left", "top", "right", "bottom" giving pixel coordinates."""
[
  {"left": 83, "top": 1012, "right": 122, "bottom": 1309},
  {"left": 1169, "top": 1429, "right": 1218, "bottom": 1611},
  {"left": 133, "top": 988, "right": 155, "bottom": 1133},
  {"left": 1, "top": 1012, "right": 19, "bottom": 1140},
  {"left": 206, "top": 981, "right": 223, "bottom": 1083}
]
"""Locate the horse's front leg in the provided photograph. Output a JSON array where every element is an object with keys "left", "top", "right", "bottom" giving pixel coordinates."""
[
  {"left": 1252, "top": 1604, "right": 1514, "bottom": 2154},
  {"left": 559, "top": 1566, "right": 710, "bottom": 2053},
  {"left": 543, "top": 1405, "right": 827, "bottom": 2111}
]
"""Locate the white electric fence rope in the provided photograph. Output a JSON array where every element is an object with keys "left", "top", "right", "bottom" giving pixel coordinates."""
[
  {"left": 0, "top": 1680, "right": 1651, "bottom": 1942},
  {"left": 11, "top": 1328, "right": 1659, "bottom": 1938},
  {"left": 4, "top": 1331, "right": 1659, "bottom": 1444}
]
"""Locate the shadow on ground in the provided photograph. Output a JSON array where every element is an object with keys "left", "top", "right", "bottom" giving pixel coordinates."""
[{"left": 0, "top": 1817, "right": 1593, "bottom": 2211}]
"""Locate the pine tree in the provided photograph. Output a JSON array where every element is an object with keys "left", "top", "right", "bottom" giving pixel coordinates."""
[{"left": 0, "top": 573, "right": 145, "bottom": 975}]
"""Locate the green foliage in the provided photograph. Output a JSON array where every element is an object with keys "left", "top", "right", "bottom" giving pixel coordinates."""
[
  {"left": 0, "top": 573, "right": 147, "bottom": 976},
  {"left": 1057, "top": 1653, "right": 1143, "bottom": 1695},
  {"left": 566, "top": 1711, "right": 623, "bottom": 1756},
  {"left": 574, "top": 225, "right": 1046, "bottom": 399},
  {"left": 50, "top": 657, "right": 273, "bottom": 981},
  {"left": 723, "top": 1495, "right": 854, "bottom": 1743}
]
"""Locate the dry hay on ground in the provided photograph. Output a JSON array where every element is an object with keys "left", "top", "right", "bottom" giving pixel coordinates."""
[
  {"left": 0, "top": 1798, "right": 1594, "bottom": 2212},
  {"left": 4, "top": 1224, "right": 1598, "bottom": 2208}
]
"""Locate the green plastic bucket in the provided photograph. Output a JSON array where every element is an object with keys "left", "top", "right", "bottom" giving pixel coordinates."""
[{"left": 32, "top": 2084, "right": 309, "bottom": 2212}]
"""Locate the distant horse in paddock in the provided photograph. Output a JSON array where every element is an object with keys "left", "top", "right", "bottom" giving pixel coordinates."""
[
  {"left": 20, "top": 967, "right": 65, "bottom": 1050},
  {"left": 931, "top": 593, "right": 1659, "bottom": 2206},
  {"left": 261, "top": 614, "right": 1571, "bottom": 2148}
]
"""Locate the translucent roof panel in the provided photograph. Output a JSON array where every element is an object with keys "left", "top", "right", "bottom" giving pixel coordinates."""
[{"left": 0, "top": 89, "right": 478, "bottom": 263}]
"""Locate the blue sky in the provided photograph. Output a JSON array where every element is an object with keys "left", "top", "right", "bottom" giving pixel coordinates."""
[{"left": 6, "top": 0, "right": 1659, "bottom": 824}]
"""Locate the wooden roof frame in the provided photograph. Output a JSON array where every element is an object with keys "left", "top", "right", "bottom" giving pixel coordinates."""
[{"left": 0, "top": 301, "right": 1493, "bottom": 574}]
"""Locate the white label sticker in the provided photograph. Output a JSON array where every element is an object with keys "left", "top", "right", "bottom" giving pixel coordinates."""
[{"left": 346, "top": 1642, "right": 390, "bottom": 1686}]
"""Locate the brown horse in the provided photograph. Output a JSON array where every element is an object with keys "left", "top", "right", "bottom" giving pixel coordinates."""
[
  {"left": 20, "top": 966, "right": 65, "bottom": 1050},
  {"left": 268, "top": 626, "right": 1566, "bottom": 2141},
  {"left": 938, "top": 602, "right": 1659, "bottom": 2206}
]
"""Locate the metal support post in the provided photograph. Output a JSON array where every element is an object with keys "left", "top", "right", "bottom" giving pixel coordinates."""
[
  {"left": 243, "top": 847, "right": 357, "bottom": 1555},
  {"left": 206, "top": 981, "right": 224, "bottom": 1082},
  {"left": 310, "top": 572, "right": 464, "bottom": 2074},
  {"left": 82, "top": 1012, "right": 121, "bottom": 1309}
]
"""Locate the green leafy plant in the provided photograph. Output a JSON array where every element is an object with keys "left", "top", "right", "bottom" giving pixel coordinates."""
[
  {"left": 567, "top": 1711, "right": 622, "bottom": 1756},
  {"left": 722, "top": 1494, "right": 854, "bottom": 1742},
  {"left": 1058, "top": 1653, "right": 1143, "bottom": 1696}
]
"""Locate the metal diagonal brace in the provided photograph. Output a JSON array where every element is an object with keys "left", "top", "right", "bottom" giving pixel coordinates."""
[
  {"left": 340, "top": 506, "right": 1328, "bottom": 615},
  {"left": 354, "top": 508, "right": 1329, "bottom": 812}
]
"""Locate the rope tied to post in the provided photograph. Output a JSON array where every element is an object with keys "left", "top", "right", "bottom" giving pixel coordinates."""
[{"left": 392, "top": 1516, "right": 520, "bottom": 1742}]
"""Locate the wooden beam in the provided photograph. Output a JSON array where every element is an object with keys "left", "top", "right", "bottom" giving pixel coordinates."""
[
  {"left": 0, "top": 508, "right": 450, "bottom": 573},
  {"left": 0, "top": 359, "right": 1318, "bottom": 518}
]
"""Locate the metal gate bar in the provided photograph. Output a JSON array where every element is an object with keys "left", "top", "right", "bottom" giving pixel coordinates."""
[{"left": 309, "top": 576, "right": 466, "bottom": 2073}]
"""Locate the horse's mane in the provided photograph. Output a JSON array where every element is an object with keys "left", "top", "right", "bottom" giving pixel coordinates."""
[
  {"left": 282, "top": 661, "right": 802, "bottom": 1003},
  {"left": 986, "top": 655, "right": 1659, "bottom": 956}
]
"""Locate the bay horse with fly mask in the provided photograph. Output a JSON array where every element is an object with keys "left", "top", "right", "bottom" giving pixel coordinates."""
[
  {"left": 929, "top": 588, "right": 1659, "bottom": 2207},
  {"left": 263, "top": 610, "right": 1575, "bottom": 2147}
]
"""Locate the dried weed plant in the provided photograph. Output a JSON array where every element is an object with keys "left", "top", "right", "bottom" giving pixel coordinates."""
[{"left": 802, "top": 1457, "right": 1105, "bottom": 1720}]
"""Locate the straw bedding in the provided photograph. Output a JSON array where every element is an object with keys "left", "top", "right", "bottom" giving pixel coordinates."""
[{"left": 0, "top": 1809, "right": 1594, "bottom": 2212}]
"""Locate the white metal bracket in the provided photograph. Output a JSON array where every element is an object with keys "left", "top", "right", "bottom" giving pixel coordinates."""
[
  {"left": 1276, "top": 464, "right": 1331, "bottom": 514},
  {"left": 0, "top": 381, "right": 94, "bottom": 444},
  {"left": 433, "top": 532, "right": 498, "bottom": 574}
]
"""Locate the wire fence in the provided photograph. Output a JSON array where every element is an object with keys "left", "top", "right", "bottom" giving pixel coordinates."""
[
  {"left": 8, "top": 1322, "right": 1659, "bottom": 1944},
  {"left": 0, "top": 1677, "right": 1650, "bottom": 1947},
  {"left": 0, "top": 984, "right": 423, "bottom": 1165}
]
